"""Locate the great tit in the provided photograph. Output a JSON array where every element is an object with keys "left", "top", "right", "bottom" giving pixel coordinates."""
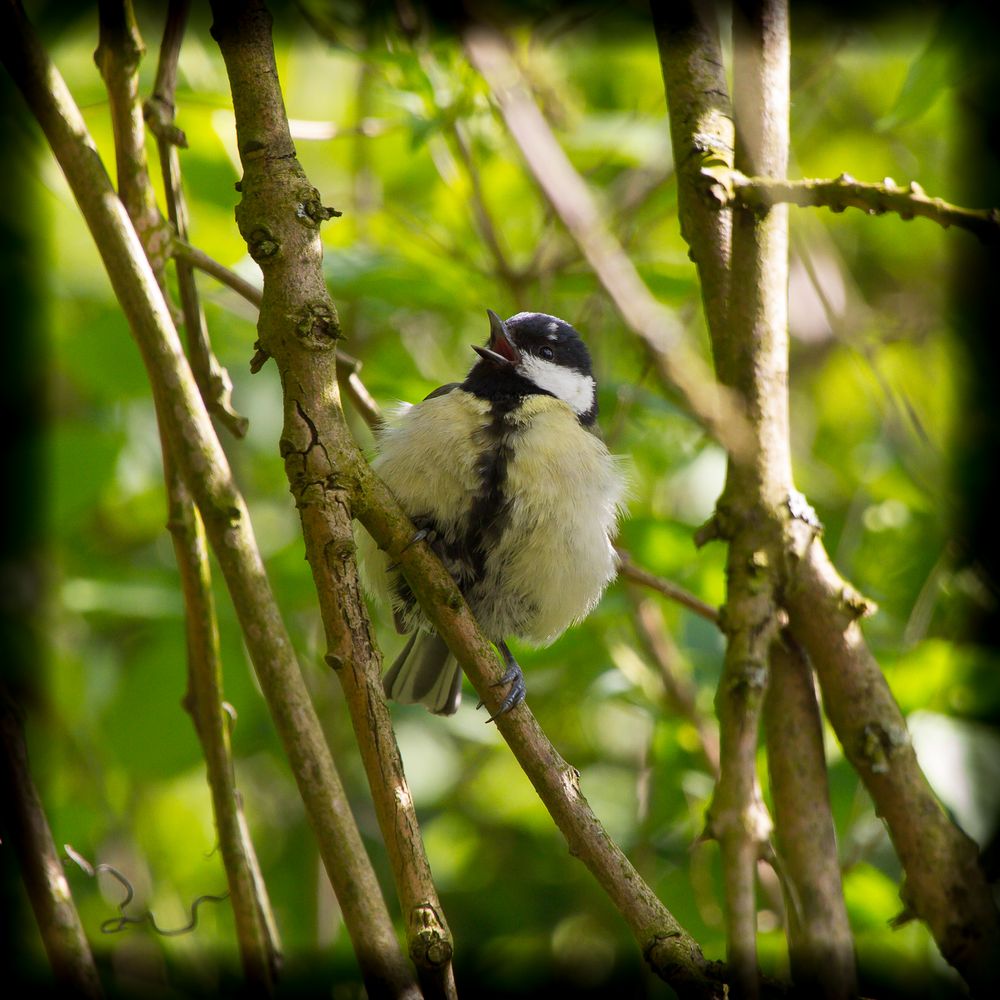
[{"left": 356, "top": 309, "right": 626, "bottom": 719}]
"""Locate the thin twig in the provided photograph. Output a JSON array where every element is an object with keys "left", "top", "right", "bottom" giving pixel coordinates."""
[
  {"left": 169, "top": 237, "right": 383, "bottom": 433},
  {"left": 626, "top": 588, "right": 720, "bottom": 775},
  {"left": 0, "top": 688, "right": 103, "bottom": 999},
  {"left": 145, "top": 0, "right": 247, "bottom": 438},
  {"left": 0, "top": 9, "right": 417, "bottom": 995},
  {"left": 616, "top": 548, "right": 721, "bottom": 625},
  {"left": 172, "top": 237, "right": 264, "bottom": 305},
  {"left": 717, "top": 170, "right": 1000, "bottom": 244}
]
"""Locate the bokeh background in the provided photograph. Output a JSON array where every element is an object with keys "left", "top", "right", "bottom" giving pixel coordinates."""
[{"left": 2, "top": 1, "right": 999, "bottom": 996}]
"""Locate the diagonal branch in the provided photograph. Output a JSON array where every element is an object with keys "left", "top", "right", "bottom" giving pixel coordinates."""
[
  {"left": 144, "top": 0, "right": 248, "bottom": 437},
  {"left": 96, "top": 2, "right": 280, "bottom": 986},
  {"left": 785, "top": 543, "right": 1000, "bottom": 992},
  {"left": 0, "top": 7, "right": 417, "bottom": 996},
  {"left": 0, "top": 687, "right": 103, "bottom": 999},
  {"left": 207, "top": 2, "right": 455, "bottom": 994}
]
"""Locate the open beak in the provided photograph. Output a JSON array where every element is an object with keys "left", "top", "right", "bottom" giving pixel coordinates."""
[{"left": 472, "top": 309, "right": 522, "bottom": 369}]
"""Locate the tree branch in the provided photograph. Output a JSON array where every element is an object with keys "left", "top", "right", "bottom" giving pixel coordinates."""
[
  {"left": 763, "top": 637, "right": 855, "bottom": 998},
  {"left": 683, "top": 3, "right": 793, "bottom": 994},
  {"left": 0, "top": 7, "right": 417, "bottom": 996},
  {"left": 94, "top": 0, "right": 171, "bottom": 277},
  {"left": 616, "top": 547, "right": 721, "bottom": 625},
  {"left": 657, "top": 0, "right": 1000, "bottom": 990},
  {"left": 144, "top": 0, "right": 248, "bottom": 438},
  {"left": 0, "top": 687, "right": 103, "bottom": 999},
  {"left": 715, "top": 169, "right": 1000, "bottom": 244},
  {"left": 164, "top": 441, "right": 282, "bottom": 989},
  {"left": 651, "top": 0, "right": 734, "bottom": 340},
  {"left": 786, "top": 543, "right": 1000, "bottom": 992},
  {"left": 95, "top": 3, "right": 280, "bottom": 985},
  {"left": 207, "top": 2, "right": 455, "bottom": 993}
]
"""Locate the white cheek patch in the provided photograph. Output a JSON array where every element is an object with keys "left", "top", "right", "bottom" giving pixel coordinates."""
[{"left": 518, "top": 356, "right": 596, "bottom": 416}]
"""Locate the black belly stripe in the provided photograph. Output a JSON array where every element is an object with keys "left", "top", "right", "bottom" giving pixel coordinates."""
[
  {"left": 466, "top": 402, "right": 517, "bottom": 579},
  {"left": 392, "top": 375, "right": 554, "bottom": 631},
  {"left": 390, "top": 397, "right": 519, "bottom": 629}
]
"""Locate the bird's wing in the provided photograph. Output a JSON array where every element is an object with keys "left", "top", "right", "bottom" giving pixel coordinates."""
[{"left": 422, "top": 382, "right": 461, "bottom": 401}]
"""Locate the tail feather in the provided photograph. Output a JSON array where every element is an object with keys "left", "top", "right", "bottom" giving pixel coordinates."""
[{"left": 383, "top": 631, "right": 462, "bottom": 715}]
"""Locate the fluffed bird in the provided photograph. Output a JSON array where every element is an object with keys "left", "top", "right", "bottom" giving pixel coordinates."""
[{"left": 356, "top": 309, "right": 626, "bottom": 719}]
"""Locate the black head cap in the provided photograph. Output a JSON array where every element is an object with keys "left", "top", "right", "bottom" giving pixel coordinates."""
[{"left": 466, "top": 310, "right": 598, "bottom": 425}]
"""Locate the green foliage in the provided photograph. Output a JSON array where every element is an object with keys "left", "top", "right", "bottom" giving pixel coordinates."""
[{"left": 12, "top": 3, "right": 994, "bottom": 996}]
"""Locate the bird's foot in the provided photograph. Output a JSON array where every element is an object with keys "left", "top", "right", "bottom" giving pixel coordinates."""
[{"left": 477, "top": 642, "right": 526, "bottom": 722}]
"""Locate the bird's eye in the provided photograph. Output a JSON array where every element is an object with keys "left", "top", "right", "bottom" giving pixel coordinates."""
[{"left": 539, "top": 346, "right": 555, "bottom": 360}]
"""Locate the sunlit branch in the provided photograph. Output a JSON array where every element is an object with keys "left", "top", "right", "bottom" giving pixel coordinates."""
[
  {"left": 97, "top": 3, "right": 278, "bottom": 984},
  {"left": 145, "top": 0, "right": 247, "bottom": 438},
  {"left": 616, "top": 547, "right": 721, "bottom": 625},
  {"left": 0, "top": 7, "right": 415, "bottom": 995},
  {"left": 714, "top": 169, "right": 1000, "bottom": 244},
  {"left": 207, "top": 3, "right": 455, "bottom": 994}
]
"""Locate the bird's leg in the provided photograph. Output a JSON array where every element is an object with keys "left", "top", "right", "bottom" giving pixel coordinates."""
[{"left": 477, "top": 640, "right": 526, "bottom": 722}]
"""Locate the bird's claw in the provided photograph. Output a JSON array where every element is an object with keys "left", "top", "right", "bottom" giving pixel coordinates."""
[
  {"left": 402, "top": 527, "right": 434, "bottom": 553},
  {"left": 389, "top": 528, "right": 437, "bottom": 571},
  {"left": 477, "top": 649, "right": 526, "bottom": 723}
]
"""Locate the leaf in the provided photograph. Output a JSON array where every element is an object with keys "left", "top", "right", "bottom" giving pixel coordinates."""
[{"left": 875, "top": 31, "right": 953, "bottom": 132}]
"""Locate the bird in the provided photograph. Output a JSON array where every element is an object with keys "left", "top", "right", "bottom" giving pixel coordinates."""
[{"left": 355, "top": 309, "right": 626, "bottom": 720}]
